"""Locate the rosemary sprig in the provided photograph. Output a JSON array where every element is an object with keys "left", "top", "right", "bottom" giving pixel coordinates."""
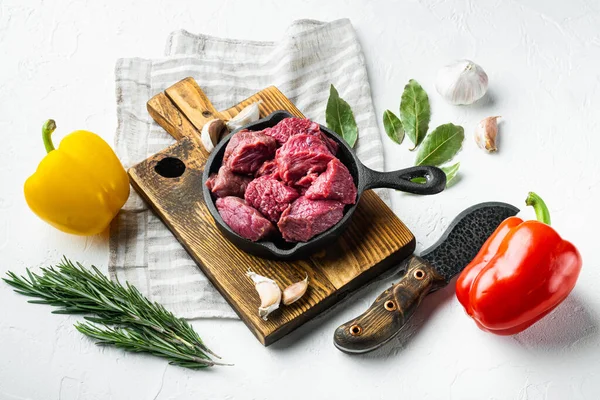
[
  {"left": 74, "top": 323, "right": 219, "bottom": 369},
  {"left": 3, "top": 257, "right": 228, "bottom": 369}
]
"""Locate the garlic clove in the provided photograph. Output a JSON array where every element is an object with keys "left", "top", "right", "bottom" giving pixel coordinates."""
[
  {"left": 435, "top": 60, "right": 488, "bottom": 105},
  {"left": 201, "top": 119, "right": 227, "bottom": 153},
  {"left": 246, "top": 270, "right": 281, "bottom": 320},
  {"left": 282, "top": 275, "right": 309, "bottom": 306},
  {"left": 226, "top": 102, "right": 262, "bottom": 131},
  {"left": 474, "top": 116, "right": 501, "bottom": 152}
]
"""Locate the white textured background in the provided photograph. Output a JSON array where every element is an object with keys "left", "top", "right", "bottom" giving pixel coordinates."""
[{"left": 1, "top": 0, "right": 599, "bottom": 399}]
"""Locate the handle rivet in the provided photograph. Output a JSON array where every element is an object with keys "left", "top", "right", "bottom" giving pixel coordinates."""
[
  {"left": 202, "top": 111, "right": 212, "bottom": 118},
  {"left": 414, "top": 269, "right": 425, "bottom": 280},
  {"left": 384, "top": 300, "right": 397, "bottom": 311},
  {"left": 349, "top": 324, "right": 362, "bottom": 336}
]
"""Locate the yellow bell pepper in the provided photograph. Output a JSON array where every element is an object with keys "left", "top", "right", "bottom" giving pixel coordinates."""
[{"left": 24, "top": 120, "right": 130, "bottom": 235}]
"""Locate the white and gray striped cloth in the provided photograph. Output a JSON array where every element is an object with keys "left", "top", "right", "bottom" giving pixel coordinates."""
[{"left": 109, "top": 19, "right": 388, "bottom": 319}]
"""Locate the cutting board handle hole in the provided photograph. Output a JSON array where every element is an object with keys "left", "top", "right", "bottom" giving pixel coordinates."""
[{"left": 155, "top": 157, "right": 186, "bottom": 178}]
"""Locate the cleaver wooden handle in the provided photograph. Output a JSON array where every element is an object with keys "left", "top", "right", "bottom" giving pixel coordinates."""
[{"left": 333, "top": 255, "right": 446, "bottom": 354}]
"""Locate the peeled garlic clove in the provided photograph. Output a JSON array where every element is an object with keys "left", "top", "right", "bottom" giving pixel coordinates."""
[
  {"left": 246, "top": 270, "right": 281, "bottom": 320},
  {"left": 201, "top": 119, "right": 227, "bottom": 153},
  {"left": 226, "top": 102, "right": 261, "bottom": 131},
  {"left": 435, "top": 60, "right": 488, "bottom": 105},
  {"left": 474, "top": 116, "right": 501, "bottom": 152},
  {"left": 282, "top": 275, "right": 308, "bottom": 306}
]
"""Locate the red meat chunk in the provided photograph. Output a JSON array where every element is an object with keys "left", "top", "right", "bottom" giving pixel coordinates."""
[
  {"left": 305, "top": 158, "right": 357, "bottom": 204},
  {"left": 262, "top": 117, "right": 338, "bottom": 154},
  {"left": 245, "top": 176, "right": 300, "bottom": 223},
  {"left": 223, "top": 130, "right": 276, "bottom": 174},
  {"left": 215, "top": 196, "right": 275, "bottom": 242},
  {"left": 255, "top": 160, "right": 279, "bottom": 179},
  {"left": 293, "top": 172, "right": 319, "bottom": 195},
  {"left": 206, "top": 165, "right": 252, "bottom": 198},
  {"left": 275, "top": 134, "right": 335, "bottom": 186},
  {"left": 277, "top": 196, "right": 345, "bottom": 242},
  {"left": 295, "top": 172, "right": 319, "bottom": 188}
]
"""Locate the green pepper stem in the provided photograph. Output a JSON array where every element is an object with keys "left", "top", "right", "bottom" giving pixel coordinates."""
[
  {"left": 525, "top": 192, "right": 551, "bottom": 225},
  {"left": 42, "top": 119, "right": 57, "bottom": 153}
]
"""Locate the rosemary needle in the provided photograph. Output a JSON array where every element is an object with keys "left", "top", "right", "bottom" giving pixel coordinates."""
[{"left": 4, "top": 257, "right": 228, "bottom": 369}]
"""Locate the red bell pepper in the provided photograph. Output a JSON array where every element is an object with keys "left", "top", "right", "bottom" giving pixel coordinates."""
[{"left": 456, "top": 192, "right": 582, "bottom": 335}]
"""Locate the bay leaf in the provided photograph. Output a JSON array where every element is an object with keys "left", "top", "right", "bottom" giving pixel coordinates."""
[
  {"left": 415, "top": 123, "right": 464, "bottom": 166},
  {"left": 326, "top": 84, "right": 358, "bottom": 148},
  {"left": 441, "top": 162, "right": 460, "bottom": 186},
  {"left": 400, "top": 79, "right": 430, "bottom": 150},
  {"left": 383, "top": 110, "right": 404, "bottom": 144},
  {"left": 411, "top": 162, "right": 460, "bottom": 187}
]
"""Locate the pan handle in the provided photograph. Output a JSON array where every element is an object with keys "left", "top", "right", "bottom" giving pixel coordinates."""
[{"left": 362, "top": 165, "right": 446, "bottom": 195}]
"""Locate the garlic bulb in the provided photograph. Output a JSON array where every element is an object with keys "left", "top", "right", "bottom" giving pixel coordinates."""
[
  {"left": 474, "top": 116, "right": 501, "bottom": 152},
  {"left": 435, "top": 60, "right": 488, "bottom": 105},
  {"left": 226, "top": 102, "right": 261, "bottom": 131},
  {"left": 201, "top": 119, "right": 227, "bottom": 153},
  {"left": 282, "top": 275, "right": 308, "bottom": 305},
  {"left": 246, "top": 270, "right": 281, "bottom": 320}
]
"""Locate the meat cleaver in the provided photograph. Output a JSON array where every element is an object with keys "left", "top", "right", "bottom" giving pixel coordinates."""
[{"left": 334, "top": 202, "right": 519, "bottom": 354}]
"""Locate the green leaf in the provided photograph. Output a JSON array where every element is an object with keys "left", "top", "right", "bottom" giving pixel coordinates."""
[
  {"left": 415, "top": 123, "right": 464, "bottom": 166},
  {"left": 400, "top": 79, "right": 430, "bottom": 150},
  {"left": 383, "top": 110, "right": 404, "bottom": 144},
  {"left": 326, "top": 84, "right": 358, "bottom": 147},
  {"left": 441, "top": 162, "right": 460, "bottom": 186},
  {"left": 411, "top": 162, "right": 460, "bottom": 187}
]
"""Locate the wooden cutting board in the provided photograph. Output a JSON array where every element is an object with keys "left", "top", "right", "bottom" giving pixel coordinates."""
[{"left": 128, "top": 77, "right": 415, "bottom": 346}]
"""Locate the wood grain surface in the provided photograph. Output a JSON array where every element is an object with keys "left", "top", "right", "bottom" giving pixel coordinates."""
[
  {"left": 130, "top": 78, "right": 415, "bottom": 345},
  {"left": 333, "top": 255, "right": 445, "bottom": 353}
]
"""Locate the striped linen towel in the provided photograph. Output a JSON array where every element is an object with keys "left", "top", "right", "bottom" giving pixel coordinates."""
[{"left": 109, "top": 19, "right": 388, "bottom": 319}]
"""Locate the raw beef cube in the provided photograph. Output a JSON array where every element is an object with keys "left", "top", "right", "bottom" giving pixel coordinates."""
[
  {"left": 263, "top": 117, "right": 338, "bottom": 154},
  {"left": 305, "top": 158, "right": 357, "bottom": 204},
  {"left": 206, "top": 165, "right": 252, "bottom": 198},
  {"left": 277, "top": 196, "right": 345, "bottom": 242},
  {"left": 293, "top": 172, "right": 319, "bottom": 195},
  {"left": 320, "top": 133, "right": 339, "bottom": 155},
  {"left": 295, "top": 172, "right": 319, "bottom": 188},
  {"left": 275, "top": 134, "right": 335, "bottom": 185},
  {"left": 206, "top": 174, "right": 217, "bottom": 190},
  {"left": 215, "top": 196, "right": 275, "bottom": 242},
  {"left": 245, "top": 176, "right": 300, "bottom": 223},
  {"left": 263, "top": 117, "right": 320, "bottom": 145},
  {"left": 255, "top": 160, "right": 279, "bottom": 179},
  {"left": 223, "top": 129, "right": 276, "bottom": 174}
]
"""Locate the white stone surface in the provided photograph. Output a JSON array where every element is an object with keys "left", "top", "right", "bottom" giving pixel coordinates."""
[{"left": 1, "top": 0, "right": 599, "bottom": 398}]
